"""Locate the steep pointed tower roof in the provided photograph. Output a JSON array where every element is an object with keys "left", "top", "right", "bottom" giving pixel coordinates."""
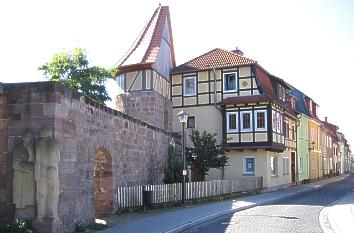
[{"left": 116, "top": 6, "right": 176, "bottom": 76}]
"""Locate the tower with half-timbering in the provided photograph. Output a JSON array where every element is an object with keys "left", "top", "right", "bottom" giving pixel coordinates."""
[{"left": 114, "top": 6, "right": 175, "bottom": 132}]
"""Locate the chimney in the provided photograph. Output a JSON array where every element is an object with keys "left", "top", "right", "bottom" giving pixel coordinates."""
[
  {"left": 231, "top": 47, "right": 244, "bottom": 56},
  {"left": 325, "top": 117, "right": 328, "bottom": 122}
]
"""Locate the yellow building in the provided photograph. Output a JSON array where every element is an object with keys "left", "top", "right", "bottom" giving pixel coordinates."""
[{"left": 305, "top": 98, "right": 321, "bottom": 180}]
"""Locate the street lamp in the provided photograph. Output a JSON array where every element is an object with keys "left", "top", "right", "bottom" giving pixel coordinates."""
[{"left": 177, "top": 110, "right": 189, "bottom": 207}]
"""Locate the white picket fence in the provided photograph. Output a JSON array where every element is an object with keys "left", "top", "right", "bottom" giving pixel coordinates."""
[{"left": 116, "top": 177, "right": 263, "bottom": 209}]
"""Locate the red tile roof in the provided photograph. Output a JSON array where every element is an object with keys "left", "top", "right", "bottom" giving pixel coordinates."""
[
  {"left": 115, "top": 6, "right": 175, "bottom": 73},
  {"left": 171, "top": 48, "right": 256, "bottom": 74},
  {"left": 255, "top": 65, "right": 277, "bottom": 101},
  {"left": 322, "top": 121, "right": 339, "bottom": 140}
]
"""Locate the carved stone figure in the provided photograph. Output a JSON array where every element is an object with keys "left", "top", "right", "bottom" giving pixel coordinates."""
[
  {"left": 12, "top": 131, "right": 36, "bottom": 218},
  {"left": 35, "top": 127, "right": 60, "bottom": 220}
]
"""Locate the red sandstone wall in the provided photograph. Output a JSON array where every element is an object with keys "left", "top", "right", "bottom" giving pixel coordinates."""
[
  {"left": 0, "top": 82, "right": 170, "bottom": 233},
  {"left": 0, "top": 83, "right": 59, "bottom": 218}
]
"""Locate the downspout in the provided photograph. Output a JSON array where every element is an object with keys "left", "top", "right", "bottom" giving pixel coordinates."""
[{"left": 295, "top": 114, "right": 301, "bottom": 185}]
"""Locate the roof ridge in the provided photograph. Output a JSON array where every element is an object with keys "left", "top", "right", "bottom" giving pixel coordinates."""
[
  {"left": 117, "top": 6, "right": 161, "bottom": 66},
  {"left": 142, "top": 6, "right": 167, "bottom": 63},
  {"left": 220, "top": 48, "right": 257, "bottom": 63},
  {"left": 176, "top": 48, "right": 220, "bottom": 67}
]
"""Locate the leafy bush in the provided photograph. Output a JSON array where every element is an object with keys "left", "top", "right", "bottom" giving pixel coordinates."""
[{"left": 0, "top": 218, "right": 34, "bottom": 233}]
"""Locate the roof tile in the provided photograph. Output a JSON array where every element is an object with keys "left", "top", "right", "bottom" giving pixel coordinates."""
[{"left": 171, "top": 48, "right": 256, "bottom": 73}]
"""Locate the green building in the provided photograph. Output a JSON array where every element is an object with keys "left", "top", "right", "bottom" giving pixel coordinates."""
[{"left": 293, "top": 89, "right": 311, "bottom": 182}]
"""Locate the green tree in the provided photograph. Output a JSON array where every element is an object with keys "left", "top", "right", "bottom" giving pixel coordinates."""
[
  {"left": 186, "top": 130, "right": 229, "bottom": 181},
  {"left": 38, "top": 48, "right": 114, "bottom": 103},
  {"left": 163, "top": 139, "right": 183, "bottom": 184}
]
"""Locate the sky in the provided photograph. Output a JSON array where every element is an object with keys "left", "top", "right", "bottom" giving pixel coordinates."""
[{"left": 1, "top": 0, "right": 354, "bottom": 145}]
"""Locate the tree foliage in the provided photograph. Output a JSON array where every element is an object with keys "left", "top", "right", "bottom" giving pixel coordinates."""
[
  {"left": 38, "top": 48, "right": 114, "bottom": 103},
  {"left": 163, "top": 139, "right": 184, "bottom": 184},
  {"left": 186, "top": 130, "right": 229, "bottom": 181}
]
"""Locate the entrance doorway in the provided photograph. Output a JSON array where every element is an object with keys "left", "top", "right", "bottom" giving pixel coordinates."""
[
  {"left": 291, "top": 152, "right": 296, "bottom": 183},
  {"left": 93, "top": 147, "right": 113, "bottom": 217}
]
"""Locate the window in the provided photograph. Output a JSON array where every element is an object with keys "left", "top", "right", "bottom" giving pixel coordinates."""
[
  {"left": 290, "top": 99, "right": 295, "bottom": 109},
  {"left": 299, "top": 157, "right": 304, "bottom": 173},
  {"left": 187, "top": 116, "right": 195, "bottom": 128},
  {"left": 276, "top": 112, "right": 281, "bottom": 133},
  {"left": 223, "top": 72, "right": 237, "bottom": 92},
  {"left": 183, "top": 76, "right": 196, "bottom": 96},
  {"left": 311, "top": 158, "right": 316, "bottom": 170},
  {"left": 244, "top": 156, "right": 255, "bottom": 175},
  {"left": 254, "top": 110, "right": 267, "bottom": 131},
  {"left": 329, "top": 137, "right": 332, "bottom": 148},
  {"left": 311, "top": 128, "right": 315, "bottom": 143},
  {"left": 272, "top": 111, "right": 276, "bottom": 131},
  {"left": 226, "top": 112, "right": 238, "bottom": 133},
  {"left": 241, "top": 111, "right": 253, "bottom": 132},
  {"left": 278, "top": 84, "right": 286, "bottom": 101},
  {"left": 116, "top": 74, "right": 125, "bottom": 93},
  {"left": 282, "top": 157, "right": 289, "bottom": 175},
  {"left": 271, "top": 156, "right": 278, "bottom": 176},
  {"left": 291, "top": 125, "right": 295, "bottom": 140},
  {"left": 299, "top": 124, "right": 303, "bottom": 139},
  {"left": 285, "top": 122, "right": 289, "bottom": 138}
]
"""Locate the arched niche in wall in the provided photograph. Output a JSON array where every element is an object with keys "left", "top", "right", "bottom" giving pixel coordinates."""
[{"left": 93, "top": 147, "right": 113, "bottom": 217}]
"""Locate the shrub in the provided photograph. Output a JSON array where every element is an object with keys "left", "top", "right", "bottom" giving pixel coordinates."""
[{"left": 0, "top": 218, "right": 34, "bottom": 233}]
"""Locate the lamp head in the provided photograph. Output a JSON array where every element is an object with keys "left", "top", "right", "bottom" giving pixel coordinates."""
[{"left": 177, "top": 110, "right": 189, "bottom": 124}]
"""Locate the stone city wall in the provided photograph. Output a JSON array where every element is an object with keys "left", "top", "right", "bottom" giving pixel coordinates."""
[{"left": 0, "top": 82, "right": 170, "bottom": 232}]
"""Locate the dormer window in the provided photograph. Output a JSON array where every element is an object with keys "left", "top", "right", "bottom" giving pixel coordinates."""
[
  {"left": 278, "top": 84, "right": 286, "bottom": 101},
  {"left": 309, "top": 100, "right": 313, "bottom": 113},
  {"left": 290, "top": 98, "right": 295, "bottom": 109},
  {"left": 223, "top": 72, "right": 237, "bottom": 93}
]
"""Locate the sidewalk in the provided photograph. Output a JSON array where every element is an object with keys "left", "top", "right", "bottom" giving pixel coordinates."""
[
  {"left": 101, "top": 174, "right": 349, "bottom": 233},
  {"left": 320, "top": 175, "right": 354, "bottom": 233}
]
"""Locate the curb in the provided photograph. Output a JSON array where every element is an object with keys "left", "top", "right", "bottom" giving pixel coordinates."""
[
  {"left": 319, "top": 190, "right": 354, "bottom": 233},
  {"left": 164, "top": 174, "right": 350, "bottom": 233}
]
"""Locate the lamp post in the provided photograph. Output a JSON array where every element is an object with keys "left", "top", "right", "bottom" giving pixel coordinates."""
[{"left": 177, "top": 110, "right": 189, "bottom": 207}]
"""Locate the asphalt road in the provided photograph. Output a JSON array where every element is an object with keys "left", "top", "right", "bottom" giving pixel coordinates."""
[{"left": 186, "top": 173, "right": 354, "bottom": 233}]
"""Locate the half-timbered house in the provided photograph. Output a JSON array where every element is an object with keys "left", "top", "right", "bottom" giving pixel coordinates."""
[{"left": 170, "top": 48, "right": 296, "bottom": 188}]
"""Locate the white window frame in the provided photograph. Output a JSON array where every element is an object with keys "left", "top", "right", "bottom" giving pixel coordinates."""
[
  {"left": 271, "top": 156, "right": 278, "bottom": 176},
  {"left": 284, "top": 121, "right": 289, "bottom": 138},
  {"left": 226, "top": 112, "right": 238, "bottom": 133},
  {"left": 243, "top": 156, "right": 255, "bottom": 175},
  {"left": 282, "top": 157, "right": 289, "bottom": 175},
  {"left": 311, "top": 128, "right": 316, "bottom": 144},
  {"left": 240, "top": 111, "right": 253, "bottom": 132},
  {"left": 254, "top": 109, "right": 267, "bottom": 131},
  {"left": 299, "top": 157, "right": 304, "bottom": 173},
  {"left": 272, "top": 110, "right": 276, "bottom": 131},
  {"left": 187, "top": 116, "right": 195, "bottom": 129},
  {"left": 223, "top": 72, "right": 238, "bottom": 93},
  {"left": 183, "top": 76, "right": 197, "bottom": 96},
  {"left": 276, "top": 112, "right": 281, "bottom": 133},
  {"left": 116, "top": 74, "right": 125, "bottom": 93}
]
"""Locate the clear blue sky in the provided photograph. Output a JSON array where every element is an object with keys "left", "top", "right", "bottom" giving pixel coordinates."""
[{"left": 1, "top": 0, "right": 353, "bottom": 145}]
